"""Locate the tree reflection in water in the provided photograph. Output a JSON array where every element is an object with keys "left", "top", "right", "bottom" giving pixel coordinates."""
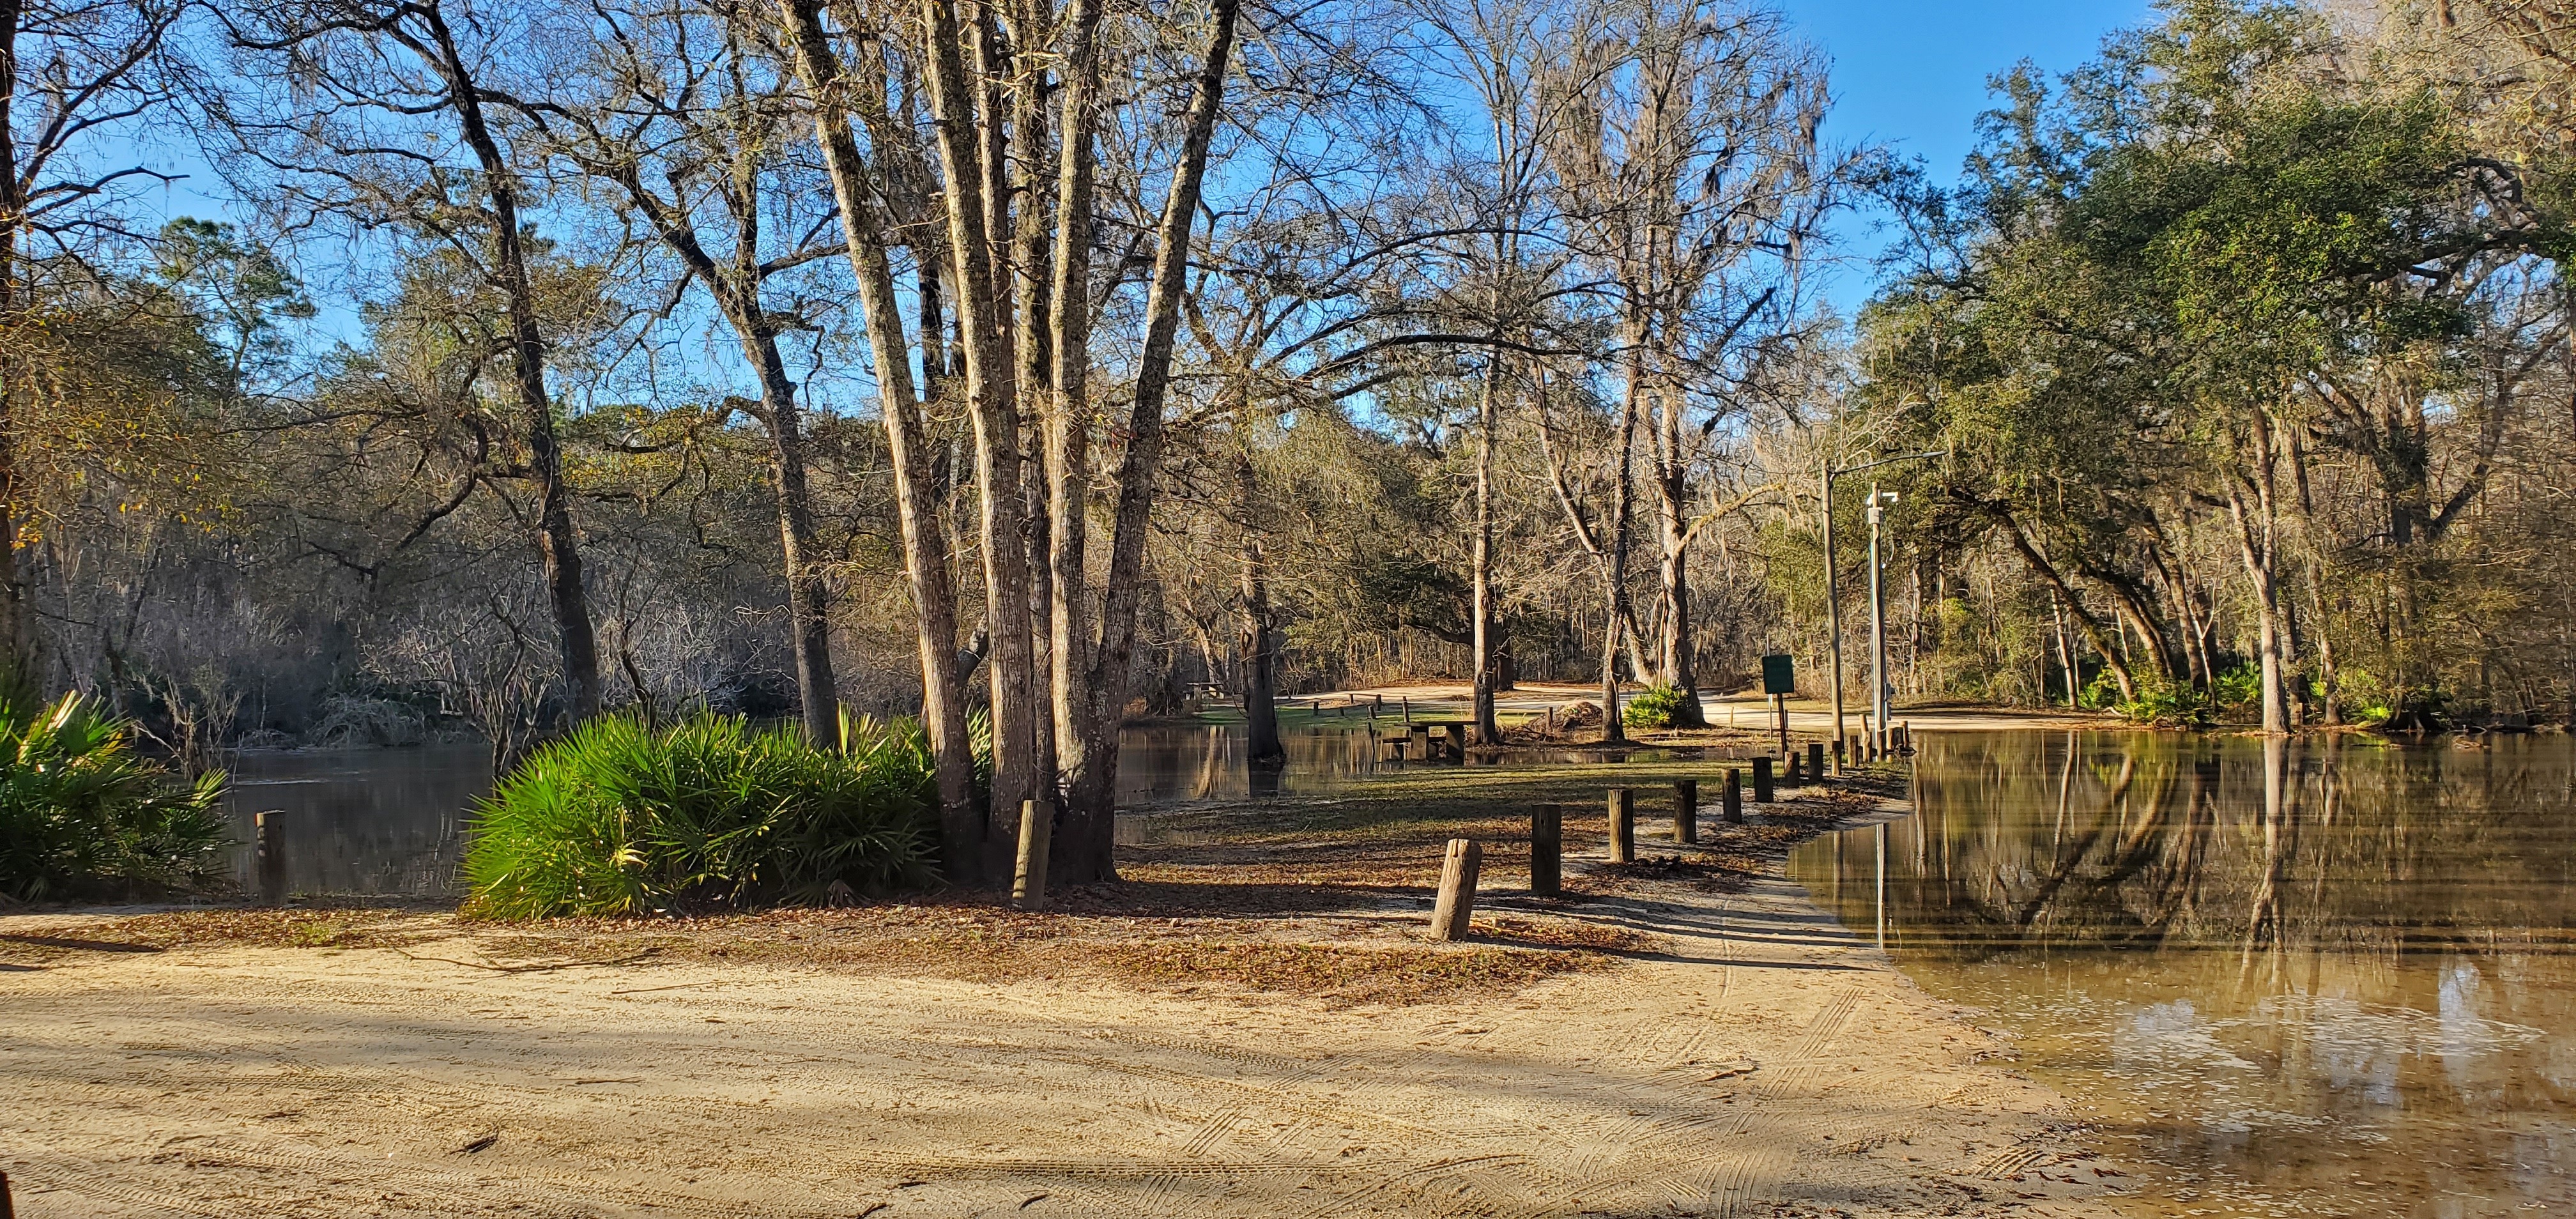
[{"left": 1792, "top": 732, "right": 2576, "bottom": 1216}]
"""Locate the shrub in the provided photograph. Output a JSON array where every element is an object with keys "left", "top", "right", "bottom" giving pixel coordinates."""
[
  {"left": 0, "top": 691, "right": 230, "bottom": 904},
  {"left": 1623, "top": 683, "right": 1693, "bottom": 730},
  {"left": 461, "top": 710, "right": 942, "bottom": 919},
  {"left": 2112, "top": 677, "right": 2209, "bottom": 728},
  {"left": 2211, "top": 663, "right": 2263, "bottom": 713}
]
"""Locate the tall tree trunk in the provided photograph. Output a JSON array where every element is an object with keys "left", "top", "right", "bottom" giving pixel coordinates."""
[
  {"left": 778, "top": 0, "right": 977, "bottom": 861},
  {"left": 1599, "top": 337, "right": 1642, "bottom": 744},
  {"left": 1045, "top": 0, "right": 1105, "bottom": 853},
  {"left": 424, "top": 3, "right": 600, "bottom": 724},
  {"left": 1008, "top": 0, "right": 1059, "bottom": 800},
  {"left": 2227, "top": 420, "right": 2292, "bottom": 733},
  {"left": 920, "top": 0, "right": 1038, "bottom": 829},
  {"left": 1239, "top": 450, "right": 1281, "bottom": 763},
  {"left": 606, "top": 151, "right": 844, "bottom": 742},
  {"left": 746, "top": 334, "right": 839, "bottom": 740},
  {"left": 1059, "top": 0, "right": 1243, "bottom": 880},
  {"left": 1653, "top": 456, "right": 1703, "bottom": 724},
  {"left": 0, "top": 6, "right": 24, "bottom": 677},
  {"left": 2230, "top": 479, "right": 2291, "bottom": 734},
  {"left": 1470, "top": 352, "right": 1502, "bottom": 744}
]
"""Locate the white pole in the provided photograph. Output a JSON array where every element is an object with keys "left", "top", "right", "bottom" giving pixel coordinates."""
[
  {"left": 1867, "top": 486, "right": 1889, "bottom": 752},
  {"left": 1822, "top": 459, "right": 1846, "bottom": 763}
]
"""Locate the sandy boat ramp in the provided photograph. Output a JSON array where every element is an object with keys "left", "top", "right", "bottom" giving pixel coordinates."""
[{"left": 4, "top": 821, "right": 2122, "bottom": 1217}]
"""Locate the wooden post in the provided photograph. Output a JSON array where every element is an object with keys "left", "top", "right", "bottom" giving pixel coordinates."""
[
  {"left": 1546, "top": 705, "right": 1558, "bottom": 733},
  {"left": 1012, "top": 799, "right": 1051, "bottom": 911},
  {"left": 1530, "top": 805, "right": 1562, "bottom": 896},
  {"left": 1445, "top": 722, "right": 1468, "bottom": 759},
  {"left": 1786, "top": 753, "right": 1802, "bottom": 783},
  {"left": 1430, "top": 838, "right": 1482, "bottom": 940},
  {"left": 255, "top": 809, "right": 288, "bottom": 906},
  {"left": 1772, "top": 693, "right": 1789, "bottom": 754},
  {"left": 1807, "top": 741, "right": 1825, "bottom": 783},
  {"left": 1402, "top": 695, "right": 1412, "bottom": 723},
  {"left": 3, "top": 1168, "right": 13, "bottom": 1219},
  {"left": 1724, "top": 768, "right": 1744, "bottom": 824},
  {"left": 1752, "top": 756, "right": 1774, "bottom": 804},
  {"left": 1606, "top": 788, "right": 1635, "bottom": 863},
  {"left": 1673, "top": 779, "right": 1699, "bottom": 845},
  {"left": 1832, "top": 738, "right": 1846, "bottom": 774}
]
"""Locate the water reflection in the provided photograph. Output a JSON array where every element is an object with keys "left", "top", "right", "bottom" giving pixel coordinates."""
[
  {"left": 217, "top": 719, "right": 1682, "bottom": 896},
  {"left": 222, "top": 745, "right": 490, "bottom": 898},
  {"left": 1790, "top": 732, "right": 2576, "bottom": 1216}
]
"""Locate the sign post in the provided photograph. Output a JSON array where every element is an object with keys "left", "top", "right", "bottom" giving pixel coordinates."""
[{"left": 1760, "top": 654, "right": 1795, "bottom": 756}]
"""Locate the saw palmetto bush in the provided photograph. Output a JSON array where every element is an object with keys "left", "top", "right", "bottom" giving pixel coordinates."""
[
  {"left": 0, "top": 691, "right": 230, "bottom": 903},
  {"left": 461, "top": 710, "right": 948, "bottom": 919}
]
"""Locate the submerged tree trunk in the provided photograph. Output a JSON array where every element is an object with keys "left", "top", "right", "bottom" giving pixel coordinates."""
[{"left": 778, "top": 0, "right": 977, "bottom": 863}]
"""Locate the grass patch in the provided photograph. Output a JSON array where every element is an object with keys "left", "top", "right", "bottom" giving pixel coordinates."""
[
  {"left": 461, "top": 711, "right": 942, "bottom": 919},
  {"left": 0, "top": 691, "right": 229, "bottom": 905}
]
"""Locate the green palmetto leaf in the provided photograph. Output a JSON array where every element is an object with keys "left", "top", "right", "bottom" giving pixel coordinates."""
[{"left": 461, "top": 710, "right": 941, "bottom": 919}]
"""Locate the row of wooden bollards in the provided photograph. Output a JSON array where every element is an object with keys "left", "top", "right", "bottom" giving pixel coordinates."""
[{"left": 1429, "top": 766, "right": 1798, "bottom": 940}]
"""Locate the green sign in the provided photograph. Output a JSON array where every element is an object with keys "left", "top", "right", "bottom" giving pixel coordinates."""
[{"left": 1760, "top": 654, "right": 1795, "bottom": 695}]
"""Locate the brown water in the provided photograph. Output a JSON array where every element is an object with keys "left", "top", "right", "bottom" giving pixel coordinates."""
[{"left": 1789, "top": 732, "right": 2576, "bottom": 1216}]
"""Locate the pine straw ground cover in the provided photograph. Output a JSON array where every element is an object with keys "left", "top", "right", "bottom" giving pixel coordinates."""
[{"left": 1, "top": 757, "right": 1901, "bottom": 1005}]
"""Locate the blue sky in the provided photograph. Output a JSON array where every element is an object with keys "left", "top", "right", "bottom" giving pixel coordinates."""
[
  {"left": 116, "top": 1, "right": 2163, "bottom": 366},
  {"left": 1778, "top": 0, "right": 2158, "bottom": 310}
]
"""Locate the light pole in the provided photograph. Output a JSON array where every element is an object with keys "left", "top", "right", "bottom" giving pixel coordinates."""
[
  {"left": 1820, "top": 459, "right": 1845, "bottom": 764},
  {"left": 1820, "top": 448, "right": 1944, "bottom": 767},
  {"left": 1867, "top": 486, "right": 1896, "bottom": 753}
]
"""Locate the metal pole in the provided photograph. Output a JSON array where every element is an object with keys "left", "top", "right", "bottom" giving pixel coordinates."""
[
  {"left": 1868, "top": 485, "right": 1889, "bottom": 754},
  {"left": 1821, "top": 459, "right": 1846, "bottom": 766}
]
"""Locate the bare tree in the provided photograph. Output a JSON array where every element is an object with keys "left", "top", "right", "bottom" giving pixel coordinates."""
[
  {"left": 510, "top": 0, "right": 848, "bottom": 741},
  {"left": 222, "top": 0, "right": 606, "bottom": 722},
  {"left": 1549, "top": 0, "right": 1845, "bottom": 726}
]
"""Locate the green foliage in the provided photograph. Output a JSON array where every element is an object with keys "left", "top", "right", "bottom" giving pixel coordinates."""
[
  {"left": 2320, "top": 668, "right": 2396, "bottom": 727},
  {"left": 2211, "top": 663, "right": 2263, "bottom": 713},
  {"left": 461, "top": 711, "right": 942, "bottom": 919},
  {"left": 0, "top": 692, "right": 230, "bottom": 903},
  {"left": 1623, "top": 684, "right": 1693, "bottom": 730},
  {"left": 2111, "top": 677, "right": 2212, "bottom": 728}
]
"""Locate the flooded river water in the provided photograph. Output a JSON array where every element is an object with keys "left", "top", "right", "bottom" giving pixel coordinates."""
[
  {"left": 1790, "top": 732, "right": 2576, "bottom": 1217},
  {"left": 218, "top": 718, "right": 1661, "bottom": 894}
]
